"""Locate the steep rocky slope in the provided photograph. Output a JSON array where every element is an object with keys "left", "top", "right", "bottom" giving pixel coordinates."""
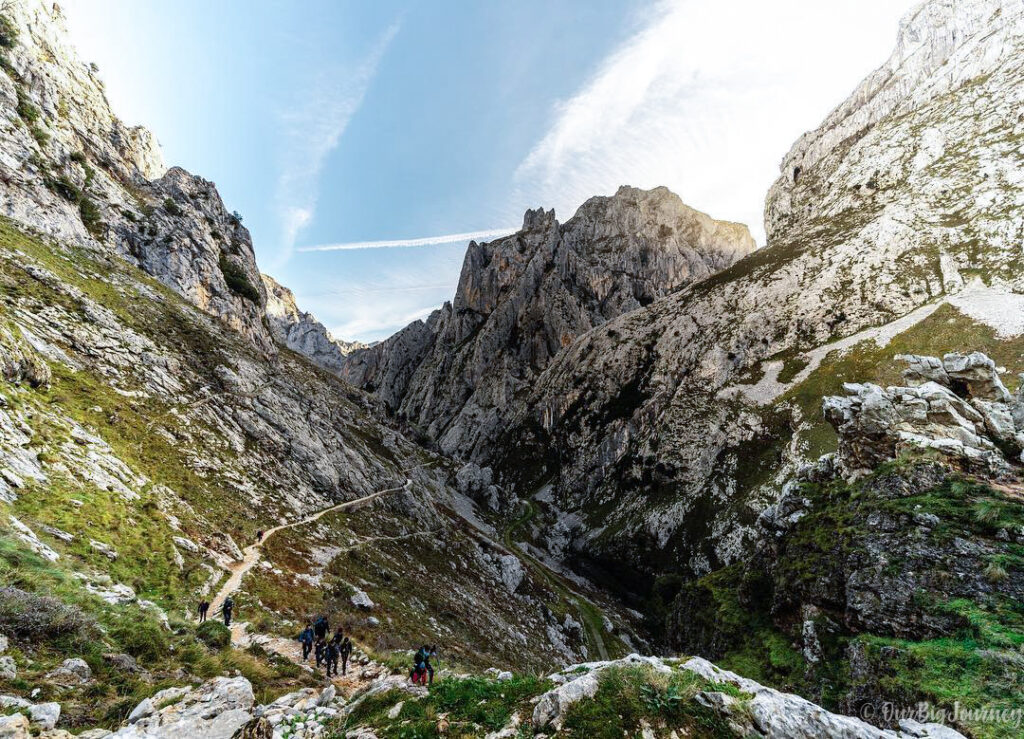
[
  {"left": 482, "top": 0, "right": 1023, "bottom": 597},
  {"left": 0, "top": 0, "right": 272, "bottom": 351},
  {"left": 340, "top": 186, "right": 755, "bottom": 459},
  {"left": 263, "top": 274, "right": 365, "bottom": 375},
  {"left": 670, "top": 353, "right": 1024, "bottom": 737}
]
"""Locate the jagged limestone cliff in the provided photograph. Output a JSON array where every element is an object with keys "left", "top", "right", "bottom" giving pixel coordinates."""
[
  {"left": 483, "top": 0, "right": 1024, "bottom": 590},
  {"left": 340, "top": 185, "right": 755, "bottom": 459}
]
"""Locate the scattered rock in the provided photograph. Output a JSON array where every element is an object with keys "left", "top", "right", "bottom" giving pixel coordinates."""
[
  {"left": 350, "top": 588, "right": 375, "bottom": 610},
  {"left": 0, "top": 713, "right": 30, "bottom": 739},
  {"left": 29, "top": 702, "right": 61, "bottom": 730},
  {"left": 47, "top": 657, "right": 92, "bottom": 685},
  {"left": 126, "top": 698, "right": 154, "bottom": 724}
]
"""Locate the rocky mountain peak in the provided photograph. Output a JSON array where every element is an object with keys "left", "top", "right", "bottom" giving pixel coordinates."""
[
  {"left": 341, "top": 186, "right": 755, "bottom": 458},
  {"left": 766, "top": 0, "right": 1023, "bottom": 243}
]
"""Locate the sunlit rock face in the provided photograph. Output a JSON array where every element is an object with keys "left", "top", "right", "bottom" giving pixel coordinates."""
[{"left": 340, "top": 184, "right": 755, "bottom": 457}]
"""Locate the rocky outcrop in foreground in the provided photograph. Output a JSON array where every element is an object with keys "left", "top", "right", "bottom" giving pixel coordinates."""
[
  {"left": 534, "top": 655, "right": 961, "bottom": 738},
  {"left": 824, "top": 352, "right": 1024, "bottom": 478},
  {"left": 341, "top": 185, "right": 755, "bottom": 458},
  {"left": 52, "top": 655, "right": 962, "bottom": 739}
]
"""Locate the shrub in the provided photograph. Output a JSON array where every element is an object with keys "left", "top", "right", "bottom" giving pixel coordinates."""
[
  {"left": 0, "top": 15, "right": 18, "bottom": 49},
  {"left": 218, "top": 254, "right": 260, "bottom": 303},
  {"left": 79, "top": 197, "right": 103, "bottom": 238},
  {"left": 196, "top": 620, "right": 231, "bottom": 650},
  {"left": 29, "top": 124, "right": 47, "bottom": 146},
  {"left": 44, "top": 174, "right": 81, "bottom": 203},
  {"left": 163, "top": 198, "right": 182, "bottom": 217},
  {"left": 0, "top": 586, "right": 96, "bottom": 644},
  {"left": 109, "top": 613, "right": 169, "bottom": 664},
  {"left": 15, "top": 89, "right": 39, "bottom": 124}
]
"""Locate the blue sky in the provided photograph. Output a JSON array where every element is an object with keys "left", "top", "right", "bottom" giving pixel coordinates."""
[{"left": 62, "top": 0, "right": 916, "bottom": 342}]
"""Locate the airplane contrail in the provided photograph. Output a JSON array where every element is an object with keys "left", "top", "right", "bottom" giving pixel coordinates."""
[{"left": 297, "top": 227, "right": 519, "bottom": 252}]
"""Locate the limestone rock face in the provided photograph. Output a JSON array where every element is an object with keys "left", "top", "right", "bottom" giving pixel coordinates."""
[
  {"left": 262, "top": 274, "right": 364, "bottom": 373},
  {"left": 0, "top": 0, "right": 272, "bottom": 351},
  {"left": 341, "top": 185, "right": 755, "bottom": 457},
  {"left": 482, "top": 0, "right": 1024, "bottom": 586},
  {"left": 823, "top": 352, "right": 1024, "bottom": 477}
]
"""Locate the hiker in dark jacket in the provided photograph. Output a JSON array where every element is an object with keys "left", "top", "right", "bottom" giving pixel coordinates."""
[
  {"left": 222, "top": 597, "right": 234, "bottom": 627},
  {"left": 313, "top": 615, "right": 329, "bottom": 641},
  {"left": 315, "top": 637, "right": 327, "bottom": 669},
  {"left": 298, "top": 624, "right": 315, "bottom": 661},
  {"left": 340, "top": 636, "right": 353, "bottom": 676},
  {"left": 198, "top": 600, "right": 210, "bottom": 623},
  {"left": 325, "top": 639, "right": 340, "bottom": 677},
  {"left": 423, "top": 644, "right": 436, "bottom": 685}
]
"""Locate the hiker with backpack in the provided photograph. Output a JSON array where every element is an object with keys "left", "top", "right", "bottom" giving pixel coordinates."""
[
  {"left": 222, "top": 596, "right": 234, "bottom": 627},
  {"left": 313, "top": 615, "right": 329, "bottom": 641},
  {"left": 411, "top": 645, "right": 431, "bottom": 686},
  {"left": 298, "top": 623, "right": 315, "bottom": 662},
  {"left": 315, "top": 637, "right": 327, "bottom": 669},
  {"left": 325, "top": 638, "right": 340, "bottom": 677},
  {"left": 340, "top": 635, "right": 353, "bottom": 676},
  {"left": 197, "top": 600, "right": 210, "bottom": 623}
]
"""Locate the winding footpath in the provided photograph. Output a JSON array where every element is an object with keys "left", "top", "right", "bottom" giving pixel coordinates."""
[{"left": 205, "top": 478, "right": 414, "bottom": 620}]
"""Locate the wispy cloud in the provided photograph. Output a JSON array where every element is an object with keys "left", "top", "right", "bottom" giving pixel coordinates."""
[
  {"left": 298, "top": 227, "right": 518, "bottom": 252},
  {"left": 514, "top": 0, "right": 916, "bottom": 245},
  {"left": 271, "top": 22, "right": 400, "bottom": 267}
]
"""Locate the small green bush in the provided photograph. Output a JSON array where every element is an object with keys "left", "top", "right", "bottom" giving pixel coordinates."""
[
  {"left": 16, "top": 89, "right": 39, "bottom": 124},
  {"left": 79, "top": 197, "right": 103, "bottom": 238},
  {"left": 29, "top": 124, "right": 48, "bottom": 146},
  {"left": 109, "top": 613, "right": 169, "bottom": 664},
  {"left": 163, "top": 198, "right": 182, "bottom": 217},
  {"left": 196, "top": 620, "right": 231, "bottom": 650},
  {"left": 0, "top": 15, "right": 18, "bottom": 49},
  {"left": 44, "top": 174, "right": 81, "bottom": 203},
  {"left": 218, "top": 254, "right": 260, "bottom": 303}
]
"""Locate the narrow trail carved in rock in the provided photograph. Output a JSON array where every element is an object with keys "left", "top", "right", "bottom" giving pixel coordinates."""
[{"left": 206, "top": 478, "right": 414, "bottom": 620}]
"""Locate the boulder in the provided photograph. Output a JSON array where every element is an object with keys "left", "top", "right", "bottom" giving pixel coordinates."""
[
  {"left": 942, "top": 352, "right": 1011, "bottom": 401},
  {"left": 127, "top": 698, "right": 154, "bottom": 724},
  {"left": 47, "top": 657, "right": 92, "bottom": 685},
  {"left": 350, "top": 588, "right": 375, "bottom": 610},
  {"left": 0, "top": 656, "right": 15, "bottom": 679},
  {"left": 0, "top": 713, "right": 30, "bottom": 739},
  {"left": 28, "top": 702, "right": 61, "bottom": 730}
]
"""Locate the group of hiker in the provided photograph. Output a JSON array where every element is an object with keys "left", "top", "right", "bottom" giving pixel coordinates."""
[
  {"left": 196, "top": 596, "right": 234, "bottom": 626},
  {"left": 298, "top": 615, "right": 353, "bottom": 677}
]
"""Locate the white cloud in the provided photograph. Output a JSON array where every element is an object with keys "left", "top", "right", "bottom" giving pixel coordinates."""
[
  {"left": 514, "top": 0, "right": 917, "bottom": 244},
  {"left": 271, "top": 22, "right": 400, "bottom": 267}
]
